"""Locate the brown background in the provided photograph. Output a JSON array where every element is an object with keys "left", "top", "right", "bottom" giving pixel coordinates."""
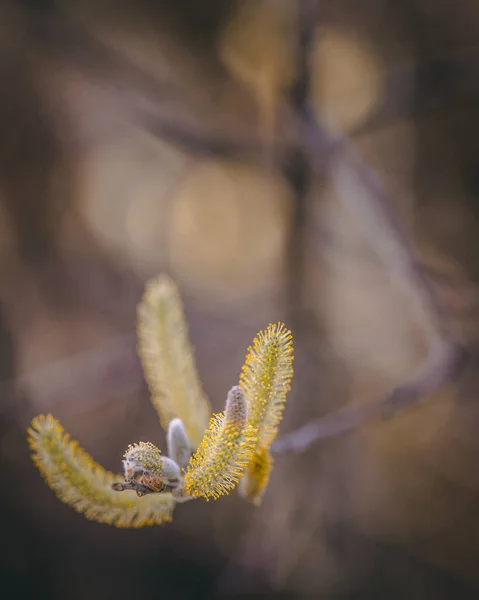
[{"left": 1, "top": 1, "right": 479, "bottom": 598}]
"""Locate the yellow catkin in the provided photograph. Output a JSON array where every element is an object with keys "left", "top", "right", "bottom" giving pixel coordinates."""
[
  {"left": 183, "top": 387, "right": 257, "bottom": 500},
  {"left": 137, "top": 274, "right": 211, "bottom": 448},
  {"left": 28, "top": 415, "right": 175, "bottom": 527},
  {"left": 238, "top": 322, "right": 294, "bottom": 504}
]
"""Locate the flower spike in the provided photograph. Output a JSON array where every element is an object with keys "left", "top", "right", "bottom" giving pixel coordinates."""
[
  {"left": 183, "top": 386, "right": 257, "bottom": 500},
  {"left": 238, "top": 322, "right": 294, "bottom": 504},
  {"left": 137, "top": 274, "right": 211, "bottom": 447},
  {"left": 28, "top": 415, "right": 175, "bottom": 527}
]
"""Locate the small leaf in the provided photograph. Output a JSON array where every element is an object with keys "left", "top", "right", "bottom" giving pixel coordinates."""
[
  {"left": 137, "top": 274, "right": 211, "bottom": 447},
  {"left": 183, "top": 386, "right": 257, "bottom": 500},
  {"left": 28, "top": 415, "right": 175, "bottom": 527}
]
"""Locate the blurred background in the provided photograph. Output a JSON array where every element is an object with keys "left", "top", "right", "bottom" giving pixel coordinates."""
[{"left": 2, "top": 0, "right": 479, "bottom": 598}]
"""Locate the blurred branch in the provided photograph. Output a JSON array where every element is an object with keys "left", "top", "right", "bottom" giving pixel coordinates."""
[
  {"left": 303, "top": 112, "right": 445, "bottom": 335},
  {"left": 272, "top": 106, "right": 466, "bottom": 454},
  {"left": 36, "top": 8, "right": 479, "bottom": 164},
  {"left": 271, "top": 1, "right": 466, "bottom": 454},
  {"left": 34, "top": 7, "right": 293, "bottom": 163},
  {"left": 272, "top": 343, "right": 464, "bottom": 453}
]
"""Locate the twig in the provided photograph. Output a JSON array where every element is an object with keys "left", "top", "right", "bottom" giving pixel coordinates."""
[
  {"left": 272, "top": 104, "right": 466, "bottom": 454},
  {"left": 272, "top": 342, "right": 464, "bottom": 453}
]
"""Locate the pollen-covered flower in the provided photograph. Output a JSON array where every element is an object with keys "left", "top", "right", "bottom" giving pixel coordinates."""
[
  {"left": 123, "top": 442, "right": 180, "bottom": 481},
  {"left": 183, "top": 386, "right": 257, "bottom": 500},
  {"left": 117, "top": 441, "right": 182, "bottom": 495},
  {"left": 123, "top": 441, "right": 164, "bottom": 480},
  {"left": 238, "top": 322, "right": 294, "bottom": 504}
]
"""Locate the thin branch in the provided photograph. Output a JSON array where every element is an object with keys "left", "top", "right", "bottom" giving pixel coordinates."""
[
  {"left": 307, "top": 111, "right": 445, "bottom": 328},
  {"left": 272, "top": 104, "right": 466, "bottom": 454},
  {"left": 272, "top": 343, "right": 464, "bottom": 453}
]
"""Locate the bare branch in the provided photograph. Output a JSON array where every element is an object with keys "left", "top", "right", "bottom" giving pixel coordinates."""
[
  {"left": 272, "top": 105, "right": 466, "bottom": 454},
  {"left": 272, "top": 342, "right": 464, "bottom": 453}
]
